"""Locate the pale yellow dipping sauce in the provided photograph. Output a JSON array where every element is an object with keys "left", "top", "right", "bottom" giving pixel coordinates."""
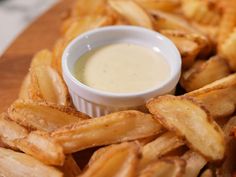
[{"left": 74, "top": 43, "right": 170, "bottom": 93}]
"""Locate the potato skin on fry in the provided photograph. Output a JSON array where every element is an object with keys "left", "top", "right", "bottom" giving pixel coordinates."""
[
  {"left": 147, "top": 95, "right": 225, "bottom": 161},
  {"left": 51, "top": 110, "right": 163, "bottom": 153}
]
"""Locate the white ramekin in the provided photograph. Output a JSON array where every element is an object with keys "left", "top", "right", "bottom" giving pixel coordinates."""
[{"left": 62, "top": 26, "right": 181, "bottom": 117}]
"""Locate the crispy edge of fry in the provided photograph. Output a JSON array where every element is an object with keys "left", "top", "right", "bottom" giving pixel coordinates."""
[
  {"left": 181, "top": 151, "right": 207, "bottom": 177},
  {"left": 59, "top": 155, "right": 81, "bottom": 177},
  {"left": 30, "top": 49, "right": 52, "bottom": 68},
  {"left": 140, "top": 132, "right": 185, "bottom": 169},
  {"left": 0, "top": 147, "right": 63, "bottom": 177},
  {"left": 8, "top": 99, "right": 90, "bottom": 132},
  {"left": 51, "top": 110, "right": 163, "bottom": 153},
  {"left": 139, "top": 156, "right": 186, "bottom": 177},
  {"left": 147, "top": 95, "right": 225, "bottom": 161},
  {"left": 108, "top": 0, "right": 153, "bottom": 28},
  {"left": 18, "top": 73, "right": 31, "bottom": 100},
  {"left": 80, "top": 142, "right": 140, "bottom": 177}
]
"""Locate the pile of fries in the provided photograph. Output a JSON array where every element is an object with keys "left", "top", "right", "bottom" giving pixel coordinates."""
[{"left": 2, "top": 0, "right": 236, "bottom": 176}]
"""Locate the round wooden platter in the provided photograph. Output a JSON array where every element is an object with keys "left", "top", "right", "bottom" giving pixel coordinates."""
[{"left": 0, "top": 0, "right": 75, "bottom": 112}]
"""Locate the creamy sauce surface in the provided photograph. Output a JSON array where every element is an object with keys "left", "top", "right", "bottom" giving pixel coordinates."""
[{"left": 74, "top": 43, "right": 170, "bottom": 93}]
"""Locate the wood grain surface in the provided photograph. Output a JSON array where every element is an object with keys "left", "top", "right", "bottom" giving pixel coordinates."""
[{"left": 0, "top": 0, "right": 74, "bottom": 112}]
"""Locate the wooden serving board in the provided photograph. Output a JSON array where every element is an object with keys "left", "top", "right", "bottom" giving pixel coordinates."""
[{"left": 0, "top": 0, "right": 74, "bottom": 112}]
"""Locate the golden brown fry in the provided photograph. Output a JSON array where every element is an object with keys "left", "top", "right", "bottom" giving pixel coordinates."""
[
  {"left": 80, "top": 142, "right": 140, "bottom": 177},
  {"left": 108, "top": 0, "right": 153, "bottom": 28},
  {"left": 18, "top": 73, "right": 31, "bottom": 100},
  {"left": 135, "top": 0, "right": 180, "bottom": 12},
  {"left": 181, "top": 56, "right": 231, "bottom": 92},
  {"left": 0, "top": 113, "right": 65, "bottom": 166},
  {"left": 29, "top": 66, "right": 71, "bottom": 106},
  {"left": 187, "top": 73, "right": 236, "bottom": 119},
  {"left": 52, "top": 110, "right": 163, "bottom": 153},
  {"left": 138, "top": 135, "right": 159, "bottom": 146},
  {"left": 0, "top": 147, "right": 63, "bottom": 177},
  {"left": 200, "top": 169, "right": 213, "bottom": 177},
  {"left": 140, "top": 132, "right": 184, "bottom": 169},
  {"left": 30, "top": 49, "right": 52, "bottom": 68},
  {"left": 161, "top": 30, "right": 210, "bottom": 68},
  {"left": 59, "top": 155, "right": 81, "bottom": 177},
  {"left": 147, "top": 95, "right": 225, "bottom": 161},
  {"left": 181, "top": 0, "right": 222, "bottom": 26},
  {"left": 221, "top": 28, "right": 236, "bottom": 71},
  {"left": 139, "top": 157, "right": 186, "bottom": 177},
  {"left": 181, "top": 151, "right": 207, "bottom": 177},
  {"left": 8, "top": 100, "right": 89, "bottom": 132}
]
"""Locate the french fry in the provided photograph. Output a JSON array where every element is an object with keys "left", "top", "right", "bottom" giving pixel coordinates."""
[
  {"left": 0, "top": 114, "right": 65, "bottom": 166},
  {"left": 221, "top": 28, "right": 236, "bottom": 71},
  {"left": 18, "top": 73, "right": 31, "bottom": 100},
  {"left": 108, "top": 0, "right": 153, "bottom": 28},
  {"left": 181, "top": 151, "right": 207, "bottom": 177},
  {"left": 135, "top": 0, "right": 180, "bottom": 12},
  {"left": 59, "top": 155, "right": 81, "bottom": 177},
  {"left": 187, "top": 73, "right": 236, "bottom": 119},
  {"left": 8, "top": 100, "right": 89, "bottom": 132},
  {"left": 161, "top": 30, "right": 210, "bottom": 68},
  {"left": 140, "top": 132, "right": 184, "bottom": 169},
  {"left": 181, "top": 56, "right": 231, "bottom": 92},
  {"left": 29, "top": 66, "right": 71, "bottom": 106},
  {"left": 200, "top": 169, "right": 213, "bottom": 177},
  {"left": 147, "top": 95, "right": 225, "bottom": 161},
  {"left": 51, "top": 110, "right": 163, "bottom": 153},
  {"left": 0, "top": 147, "right": 63, "bottom": 177},
  {"left": 139, "top": 157, "right": 186, "bottom": 177},
  {"left": 80, "top": 142, "right": 140, "bottom": 177},
  {"left": 30, "top": 49, "right": 52, "bottom": 68}
]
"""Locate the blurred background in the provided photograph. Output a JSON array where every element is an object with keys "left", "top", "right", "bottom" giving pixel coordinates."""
[{"left": 0, "top": 0, "right": 57, "bottom": 55}]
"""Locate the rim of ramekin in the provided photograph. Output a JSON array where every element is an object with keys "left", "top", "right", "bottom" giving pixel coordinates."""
[{"left": 62, "top": 26, "right": 181, "bottom": 100}]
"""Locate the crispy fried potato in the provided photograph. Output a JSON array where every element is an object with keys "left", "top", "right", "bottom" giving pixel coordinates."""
[
  {"left": 147, "top": 95, "right": 225, "bottom": 161},
  {"left": 140, "top": 132, "right": 184, "bottom": 169},
  {"left": 18, "top": 73, "right": 31, "bottom": 100},
  {"left": 200, "top": 169, "right": 213, "bottom": 177},
  {"left": 59, "top": 155, "right": 81, "bottom": 177},
  {"left": 181, "top": 0, "right": 222, "bottom": 25},
  {"left": 181, "top": 56, "right": 231, "bottom": 92},
  {"left": 0, "top": 147, "right": 63, "bottom": 177},
  {"left": 187, "top": 73, "right": 236, "bottom": 119},
  {"left": 161, "top": 30, "right": 210, "bottom": 68},
  {"left": 151, "top": 10, "right": 198, "bottom": 33},
  {"left": 30, "top": 49, "right": 52, "bottom": 68},
  {"left": 135, "top": 0, "right": 180, "bottom": 12},
  {"left": 221, "top": 28, "right": 236, "bottom": 71},
  {"left": 29, "top": 66, "right": 70, "bottom": 106},
  {"left": 81, "top": 142, "right": 140, "bottom": 177},
  {"left": 51, "top": 110, "right": 163, "bottom": 153},
  {"left": 139, "top": 157, "right": 186, "bottom": 177},
  {"left": 138, "top": 135, "right": 159, "bottom": 146},
  {"left": 52, "top": 38, "right": 66, "bottom": 74},
  {"left": 108, "top": 0, "right": 153, "bottom": 28},
  {"left": 8, "top": 100, "right": 89, "bottom": 132},
  {"left": 182, "top": 151, "right": 207, "bottom": 177}
]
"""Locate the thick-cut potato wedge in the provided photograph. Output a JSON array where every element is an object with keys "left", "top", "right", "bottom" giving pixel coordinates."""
[
  {"left": 51, "top": 110, "right": 163, "bottom": 153},
  {"left": 187, "top": 73, "right": 236, "bottom": 119},
  {"left": 108, "top": 0, "right": 153, "bottom": 28},
  {"left": 30, "top": 49, "right": 52, "bottom": 68},
  {"left": 181, "top": 56, "right": 231, "bottom": 92},
  {"left": 140, "top": 132, "right": 184, "bottom": 169},
  {"left": 151, "top": 10, "right": 198, "bottom": 33},
  {"left": 59, "top": 155, "right": 81, "bottom": 177},
  {"left": 139, "top": 157, "right": 186, "bottom": 177},
  {"left": 161, "top": 30, "right": 210, "bottom": 68},
  {"left": 0, "top": 114, "right": 65, "bottom": 166},
  {"left": 29, "top": 65, "right": 70, "bottom": 106},
  {"left": 181, "top": 0, "right": 222, "bottom": 25},
  {"left": 0, "top": 147, "right": 63, "bottom": 177},
  {"left": 147, "top": 95, "right": 225, "bottom": 160},
  {"left": 182, "top": 151, "right": 207, "bottom": 177},
  {"left": 135, "top": 0, "right": 180, "bottom": 12},
  {"left": 200, "top": 169, "right": 213, "bottom": 177},
  {"left": 18, "top": 73, "right": 31, "bottom": 100},
  {"left": 80, "top": 142, "right": 140, "bottom": 177},
  {"left": 8, "top": 100, "right": 89, "bottom": 132},
  {"left": 221, "top": 28, "right": 236, "bottom": 71}
]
